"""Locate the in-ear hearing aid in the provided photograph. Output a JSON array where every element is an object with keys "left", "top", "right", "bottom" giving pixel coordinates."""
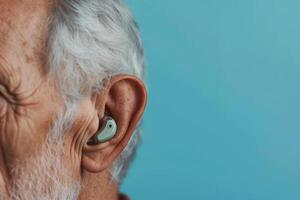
[{"left": 92, "top": 116, "right": 117, "bottom": 143}]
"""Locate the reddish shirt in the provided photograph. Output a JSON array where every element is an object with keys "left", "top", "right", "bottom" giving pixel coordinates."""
[{"left": 119, "top": 193, "right": 130, "bottom": 200}]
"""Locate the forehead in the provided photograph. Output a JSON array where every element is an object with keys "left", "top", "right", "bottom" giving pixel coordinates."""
[
  {"left": 0, "top": 0, "right": 50, "bottom": 31},
  {"left": 0, "top": 0, "right": 51, "bottom": 77}
]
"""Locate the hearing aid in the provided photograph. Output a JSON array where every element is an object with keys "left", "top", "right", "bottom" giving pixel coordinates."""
[{"left": 93, "top": 116, "right": 117, "bottom": 143}]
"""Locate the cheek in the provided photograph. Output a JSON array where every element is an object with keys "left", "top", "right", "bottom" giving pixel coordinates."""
[{"left": 0, "top": 107, "right": 46, "bottom": 163}]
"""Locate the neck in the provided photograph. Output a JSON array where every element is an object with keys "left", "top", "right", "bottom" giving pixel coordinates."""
[{"left": 79, "top": 171, "right": 119, "bottom": 200}]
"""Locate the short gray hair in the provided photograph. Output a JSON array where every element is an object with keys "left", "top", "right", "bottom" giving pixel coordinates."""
[{"left": 46, "top": 0, "right": 144, "bottom": 183}]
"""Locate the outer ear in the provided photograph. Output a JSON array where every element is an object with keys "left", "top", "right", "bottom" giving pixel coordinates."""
[{"left": 81, "top": 75, "right": 147, "bottom": 173}]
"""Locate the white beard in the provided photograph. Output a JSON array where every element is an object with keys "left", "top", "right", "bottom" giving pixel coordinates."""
[{"left": 7, "top": 132, "right": 81, "bottom": 200}]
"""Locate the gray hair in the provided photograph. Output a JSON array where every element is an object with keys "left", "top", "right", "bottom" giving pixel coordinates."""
[{"left": 46, "top": 0, "right": 144, "bottom": 183}]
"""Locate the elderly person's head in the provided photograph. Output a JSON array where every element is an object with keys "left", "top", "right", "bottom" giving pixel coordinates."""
[{"left": 0, "top": 0, "right": 146, "bottom": 199}]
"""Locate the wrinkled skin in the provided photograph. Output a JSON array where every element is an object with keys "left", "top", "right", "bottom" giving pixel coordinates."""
[
  {"left": 0, "top": 1, "right": 147, "bottom": 200},
  {"left": 0, "top": 0, "right": 61, "bottom": 186}
]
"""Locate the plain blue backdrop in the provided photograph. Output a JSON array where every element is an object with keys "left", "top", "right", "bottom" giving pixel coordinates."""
[{"left": 121, "top": 0, "right": 300, "bottom": 199}]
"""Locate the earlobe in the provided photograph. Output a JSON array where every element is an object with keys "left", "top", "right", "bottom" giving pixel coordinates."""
[
  {"left": 81, "top": 75, "right": 147, "bottom": 173},
  {"left": 81, "top": 152, "right": 107, "bottom": 173}
]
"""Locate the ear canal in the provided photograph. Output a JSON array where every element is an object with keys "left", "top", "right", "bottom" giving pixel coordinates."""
[{"left": 93, "top": 116, "right": 117, "bottom": 143}]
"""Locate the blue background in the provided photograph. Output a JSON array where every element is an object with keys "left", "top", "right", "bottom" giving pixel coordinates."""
[{"left": 121, "top": 0, "right": 300, "bottom": 199}]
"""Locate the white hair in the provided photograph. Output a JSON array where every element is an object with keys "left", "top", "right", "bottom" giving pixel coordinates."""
[
  {"left": 9, "top": 119, "right": 81, "bottom": 200},
  {"left": 46, "top": 0, "right": 144, "bottom": 183}
]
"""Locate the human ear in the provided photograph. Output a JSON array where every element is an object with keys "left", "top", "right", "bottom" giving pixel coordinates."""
[{"left": 81, "top": 75, "right": 147, "bottom": 173}]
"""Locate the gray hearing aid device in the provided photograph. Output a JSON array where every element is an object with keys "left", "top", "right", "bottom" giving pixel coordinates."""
[{"left": 94, "top": 116, "right": 117, "bottom": 143}]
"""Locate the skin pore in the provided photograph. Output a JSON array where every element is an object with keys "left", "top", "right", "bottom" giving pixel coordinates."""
[{"left": 0, "top": 1, "right": 147, "bottom": 200}]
